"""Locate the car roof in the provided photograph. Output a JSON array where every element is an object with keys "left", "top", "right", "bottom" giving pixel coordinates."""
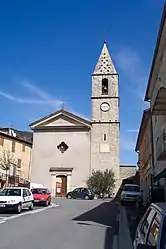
[
  {"left": 3, "top": 187, "right": 27, "bottom": 189},
  {"left": 151, "top": 202, "right": 166, "bottom": 213}
]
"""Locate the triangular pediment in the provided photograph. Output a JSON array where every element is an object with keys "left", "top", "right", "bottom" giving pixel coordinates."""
[{"left": 29, "top": 109, "right": 91, "bottom": 130}]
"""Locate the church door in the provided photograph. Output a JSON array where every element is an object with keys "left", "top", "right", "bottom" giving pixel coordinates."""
[{"left": 56, "top": 175, "right": 67, "bottom": 197}]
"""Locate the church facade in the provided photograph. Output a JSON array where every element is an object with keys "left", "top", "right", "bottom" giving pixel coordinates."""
[{"left": 29, "top": 42, "right": 120, "bottom": 196}]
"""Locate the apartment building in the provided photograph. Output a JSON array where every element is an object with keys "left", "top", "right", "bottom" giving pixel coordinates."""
[
  {"left": 0, "top": 128, "right": 32, "bottom": 187},
  {"left": 144, "top": 4, "right": 166, "bottom": 190},
  {"left": 135, "top": 109, "right": 152, "bottom": 204}
]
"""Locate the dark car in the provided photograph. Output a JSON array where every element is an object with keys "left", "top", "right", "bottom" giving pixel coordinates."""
[
  {"left": 66, "top": 188, "right": 95, "bottom": 200},
  {"left": 133, "top": 202, "right": 166, "bottom": 249}
]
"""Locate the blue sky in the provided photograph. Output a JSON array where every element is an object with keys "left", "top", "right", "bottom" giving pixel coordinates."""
[{"left": 0, "top": 0, "right": 164, "bottom": 164}]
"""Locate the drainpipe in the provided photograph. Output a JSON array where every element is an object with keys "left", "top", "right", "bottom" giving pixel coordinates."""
[
  {"left": 149, "top": 109, "right": 155, "bottom": 183},
  {"left": 148, "top": 107, "right": 155, "bottom": 201}
]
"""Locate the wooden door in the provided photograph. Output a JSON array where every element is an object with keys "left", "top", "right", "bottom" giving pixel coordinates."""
[
  {"left": 56, "top": 176, "right": 67, "bottom": 197},
  {"left": 61, "top": 176, "right": 67, "bottom": 197}
]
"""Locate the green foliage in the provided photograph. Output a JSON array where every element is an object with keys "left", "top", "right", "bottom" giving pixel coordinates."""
[{"left": 86, "top": 169, "right": 116, "bottom": 195}]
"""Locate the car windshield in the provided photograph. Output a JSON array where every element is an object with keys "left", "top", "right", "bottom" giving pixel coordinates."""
[
  {"left": 0, "top": 188, "right": 21, "bottom": 196},
  {"left": 123, "top": 185, "right": 140, "bottom": 192},
  {"left": 31, "top": 189, "right": 47, "bottom": 194}
]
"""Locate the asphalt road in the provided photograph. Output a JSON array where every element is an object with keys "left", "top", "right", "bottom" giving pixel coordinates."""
[
  {"left": 125, "top": 203, "right": 140, "bottom": 242},
  {"left": 0, "top": 199, "right": 119, "bottom": 249}
]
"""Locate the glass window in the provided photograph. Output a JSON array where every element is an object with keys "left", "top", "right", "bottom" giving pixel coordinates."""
[
  {"left": 23, "top": 189, "right": 27, "bottom": 197},
  {"left": 146, "top": 213, "right": 161, "bottom": 246},
  {"left": 26, "top": 189, "right": 31, "bottom": 196},
  {"left": 31, "top": 188, "right": 47, "bottom": 194},
  {"left": 73, "top": 188, "right": 80, "bottom": 192},
  {"left": 140, "top": 209, "right": 156, "bottom": 239},
  {"left": 123, "top": 185, "right": 140, "bottom": 192},
  {"left": 0, "top": 188, "right": 21, "bottom": 196}
]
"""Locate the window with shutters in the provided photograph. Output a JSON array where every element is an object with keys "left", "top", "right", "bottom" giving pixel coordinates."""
[
  {"left": 0, "top": 136, "right": 4, "bottom": 146},
  {"left": 18, "top": 159, "right": 22, "bottom": 168},
  {"left": 22, "top": 144, "right": 26, "bottom": 152},
  {"left": 12, "top": 141, "right": 15, "bottom": 152}
]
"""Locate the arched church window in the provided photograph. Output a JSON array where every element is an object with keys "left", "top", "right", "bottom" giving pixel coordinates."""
[{"left": 102, "top": 78, "right": 108, "bottom": 95}]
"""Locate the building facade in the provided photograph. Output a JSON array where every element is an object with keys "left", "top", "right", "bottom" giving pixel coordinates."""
[
  {"left": 144, "top": 4, "right": 166, "bottom": 193},
  {"left": 29, "top": 41, "right": 120, "bottom": 196},
  {"left": 0, "top": 128, "right": 32, "bottom": 187},
  {"left": 135, "top": 109, "right": 152, "bottom": 204}
]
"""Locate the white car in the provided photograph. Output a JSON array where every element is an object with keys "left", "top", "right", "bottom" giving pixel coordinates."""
[
  {"left": 0, "top": 187, "right": 34, "bottom": 213},
  {"left": 120, "top": 184, "right": 142, "bottom": 205}
]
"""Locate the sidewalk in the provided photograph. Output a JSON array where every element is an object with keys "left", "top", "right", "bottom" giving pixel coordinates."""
[{"left": 113, "top": 205, "right": 133, "bottom": 249}]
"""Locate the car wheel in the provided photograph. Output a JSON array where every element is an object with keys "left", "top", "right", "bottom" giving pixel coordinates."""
[
  {"left": 84, "top": 195, "right": 89, "bottom": 200},
  {"left": 45, "top": 200, "right": 49, "bottom": 206},
  {"left": 29, "top": 202, "right": 33, "bottom": 210},
  {"left": 16, "top": 203, "right": 22, "bottom": 213},
  {"left": 48, "top": 199, "right": 51, "bottom": 205},
  {"left": 67, "top": 194, "right": 72, "bottom": 199}
]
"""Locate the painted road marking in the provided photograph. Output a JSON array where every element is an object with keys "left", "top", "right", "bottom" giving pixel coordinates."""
[{"left": 0, "top": 203, "right": 59, "bottom": 224}]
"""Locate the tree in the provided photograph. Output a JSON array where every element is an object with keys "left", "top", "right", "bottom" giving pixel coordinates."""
[
  {"left": 0, "top": 149, "right": 17, "bottom": 186},
  {"left": 86, "top": 169, "right": 116, "bottom": 196}
]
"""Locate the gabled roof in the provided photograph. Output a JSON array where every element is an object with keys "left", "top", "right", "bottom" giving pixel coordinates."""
[
  {"left": 29, "top": 108, "right": 91, "bottom": 130},
  {"left": 0, "top": 128, "right": 32, "bottom": 145},
  {"left": 93, "top": 41, "right": 117, "bottom": 75}
]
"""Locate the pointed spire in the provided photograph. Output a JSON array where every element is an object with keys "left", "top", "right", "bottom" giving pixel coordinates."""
[{"left": 93, "top": 41, "right": 117, "bottom": 75}]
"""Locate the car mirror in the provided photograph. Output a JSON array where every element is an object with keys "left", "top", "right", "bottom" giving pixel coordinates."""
[{"left": 136, "top": 244, "right": 154, "bottom": 249}]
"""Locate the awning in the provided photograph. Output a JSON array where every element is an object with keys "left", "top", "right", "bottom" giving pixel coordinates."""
[{"left": 154, "top": 169, "right": 166, "bottom": 182}]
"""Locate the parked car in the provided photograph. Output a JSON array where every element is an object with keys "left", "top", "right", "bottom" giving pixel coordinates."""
[
  {"left": 133, "top": 202, "right": 166, "bottom": 249},
  {"left": 0, "top": 187, "right": 34, "bottom": 213},
  {"left": 66, "top": 188, "right": 95, "bottom": 200},
  {"left": 31, "top": 188, "right": 51, "bottom": 206},
  {"left": 120, "top": 184, "right": 142, "bottom": 205}
]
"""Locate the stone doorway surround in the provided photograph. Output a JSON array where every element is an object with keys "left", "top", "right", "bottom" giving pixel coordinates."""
[{"left": 49, "top": 167, "right": 73, "bottom": 196}]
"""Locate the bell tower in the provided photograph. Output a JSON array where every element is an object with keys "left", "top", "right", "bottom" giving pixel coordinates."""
[{"left": 91, "top": 41, "right": 120, "bottom": 186}]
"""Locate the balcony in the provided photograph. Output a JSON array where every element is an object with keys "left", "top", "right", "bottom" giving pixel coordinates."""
[
  {"left": 151, "top": 73, "right": 166, "bottom": 115},
  {"left": 156, "top": 132, "right": 166, "bottom": 160}
]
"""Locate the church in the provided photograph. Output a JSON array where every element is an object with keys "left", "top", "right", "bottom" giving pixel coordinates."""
[{"left": 29, "top": 41, "right": 120, "bottom": 196}]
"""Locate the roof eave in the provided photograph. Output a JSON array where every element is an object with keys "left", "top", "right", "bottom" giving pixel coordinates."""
[{"left": 144, "top": 4, "right": 166, "bottom": 101}]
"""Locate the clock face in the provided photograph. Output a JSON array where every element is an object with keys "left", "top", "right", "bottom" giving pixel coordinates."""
[{"left": 100, "top": 102, "right": 110, "bottom": 112}]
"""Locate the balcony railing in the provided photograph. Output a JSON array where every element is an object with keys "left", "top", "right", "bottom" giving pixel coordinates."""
[
  {"left": 0, "top": 173, "right": 30, "bottom": 188},
  {"left": 156, "top": 132, "right": 166, "bottom": 160},
  {"left": 151, "top": 73, "right": 166, "bottom": 115}
]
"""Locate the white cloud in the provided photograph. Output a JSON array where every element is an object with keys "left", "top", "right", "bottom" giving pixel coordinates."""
[
  {"left": 126, "top": 129, "right": 139, "bottom": 133},
  {"left": 23, "top": 81, "right": 53, "bottom": 100},
  {"left": 0, "top": 80, "right": 63, "bottom": 108}
]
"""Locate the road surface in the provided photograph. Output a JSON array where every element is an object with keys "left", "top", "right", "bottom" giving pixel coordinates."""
[{"left": 0, "top": 199, "right": 119, "bottom": 249}]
